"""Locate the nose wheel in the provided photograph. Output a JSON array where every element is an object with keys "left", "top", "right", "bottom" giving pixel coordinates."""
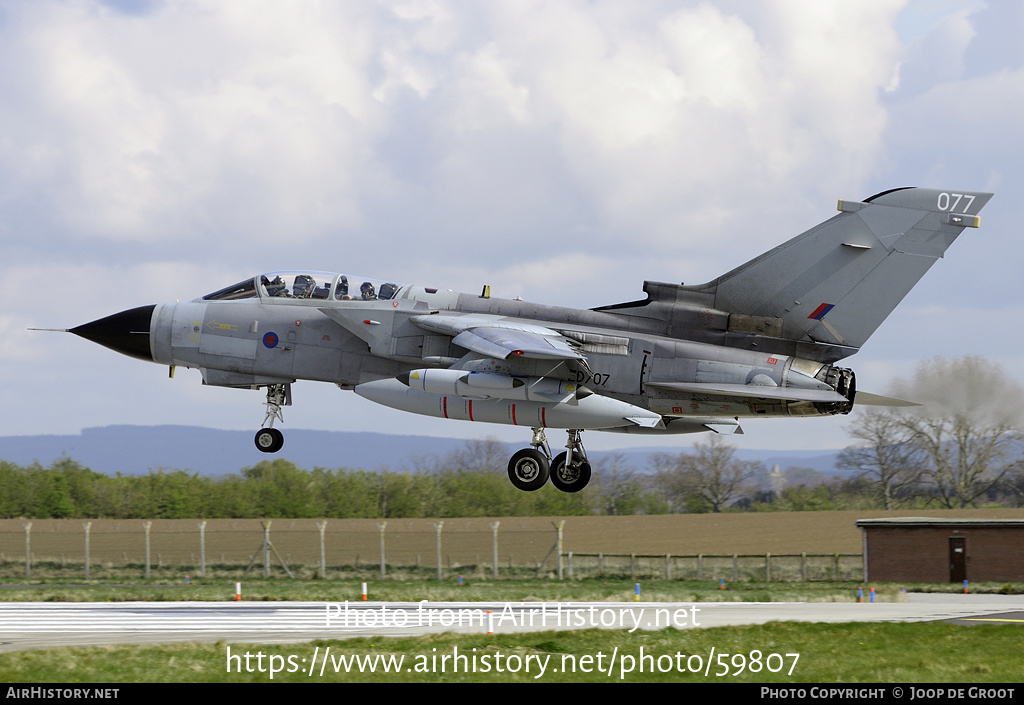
[
  {"left": 254, "top": 427, "right": 284, "bottom": 453},
  {"left": 253, "top": 383, "right": 290, "bottom": 454}
]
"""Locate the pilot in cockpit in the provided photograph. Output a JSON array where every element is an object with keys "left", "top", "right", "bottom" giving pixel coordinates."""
[
  {"left": 360, "top": 282, "right": 376, "bottom": 300},
  {"left": 266, "top": 276, "right": 289, "bottom": 297},
  {"left": 336, "top": 276, "right": 353, "bottom": 300}
]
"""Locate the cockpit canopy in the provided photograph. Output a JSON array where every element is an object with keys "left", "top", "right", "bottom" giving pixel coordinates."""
[{"left": 202, "top": 271, "right": 404, "bottom": 303}]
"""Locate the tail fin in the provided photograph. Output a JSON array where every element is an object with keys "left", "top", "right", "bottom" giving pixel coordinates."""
[{"left": 687, "top": 187, "right": 992, "bottom": 351}]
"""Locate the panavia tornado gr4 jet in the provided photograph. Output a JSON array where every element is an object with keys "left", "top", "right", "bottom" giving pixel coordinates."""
[{"left": 57, "top": 187, "right": 992, "bottom": 492}]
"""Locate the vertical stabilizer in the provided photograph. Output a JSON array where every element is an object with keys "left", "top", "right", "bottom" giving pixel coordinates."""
[{"left": 692, "top": 187, "right": 992, "bottom": 350}]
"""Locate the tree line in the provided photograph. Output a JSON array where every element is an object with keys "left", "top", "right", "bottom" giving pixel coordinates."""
[{"left": 3, "top": 357, "right": 1022, "bottom": 519}]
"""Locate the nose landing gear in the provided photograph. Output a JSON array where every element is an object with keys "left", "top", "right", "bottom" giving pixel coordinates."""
[{"left": 253, "top": 383, "right": 290, "bottom": 454}]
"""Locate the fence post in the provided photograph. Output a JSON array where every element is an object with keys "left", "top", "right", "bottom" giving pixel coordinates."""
[
  {"left": 732, "top": 553, "right": 738, "bottom": 582},
  {"left": 262, "top": 520, "right": 272, "bottom": 578},
  {"left": 198, "top": 521, "right": 207, "bottom": 577},
  {"left": 433, "top": 522, "right": 443, "bottom": 580},
  {"left": 554, "top": 521, "right": 565, "bottom": 580},
  {"left": 377, "top": 521, "right": 386, "bottom": 579},
  {"left": 800, "top": 552, "right": 806, "bottom": 581},
  {"left": 23, "top": 522, "right": 31, "bottom": 579},
  {"left": 697, "top": 553, "right": 703, "bottom": 581},
  {"left": 568, "top": 551, "right": 574, "bottom": 580},
  {"left": 83, "top": 522, "right": 92, "bottom": 580},
  {"left": 490, "top": 522, "right": 500, "bottom": 580},
  {"left": 144, "top": 521, "right": 152, "bottom": 579},
  {"left": 314, "top": 520, "right": 327, "bottom": 579},
  {"left": 765, "top": 552, "right": 771, "bottom": 582},
  {"left": 834, "top": 553, "right": 840, "bottom": 580},
  {"left": 665, "top": 554, "right": 671, "bottom": 580}
]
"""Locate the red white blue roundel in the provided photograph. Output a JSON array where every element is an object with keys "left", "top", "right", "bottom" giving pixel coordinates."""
[{"left": 263, "top": 332, "right": 279, "bottom": 348}]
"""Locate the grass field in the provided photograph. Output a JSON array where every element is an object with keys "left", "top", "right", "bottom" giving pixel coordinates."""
[{"left": 1, "top": 576, "right": 1017, "bottom": 603}]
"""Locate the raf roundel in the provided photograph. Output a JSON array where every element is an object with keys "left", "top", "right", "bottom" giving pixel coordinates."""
[{"left": 262, "top": 332, "right": 279, "bottom": 349}]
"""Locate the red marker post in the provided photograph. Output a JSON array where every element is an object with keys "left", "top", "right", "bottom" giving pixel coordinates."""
[
  {"left": 235, "top": 582, "right": 241, "bottom": 602},
  {"left": 361, "top": 582, "right": 368, "bottom": 601}
]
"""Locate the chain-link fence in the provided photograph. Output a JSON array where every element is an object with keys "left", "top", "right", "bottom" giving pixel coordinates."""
[{"left": 0, "top": 517, "right": 865, "bottom": 581}]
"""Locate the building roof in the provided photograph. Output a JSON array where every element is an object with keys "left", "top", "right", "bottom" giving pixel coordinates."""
[{"left": 856, "top": 517, "right": 1024, "bottom": 528}]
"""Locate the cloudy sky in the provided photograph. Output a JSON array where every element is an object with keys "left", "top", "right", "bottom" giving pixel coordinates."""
[{"left": 2, "top": 0, "right": 1021, "bottom": 463}]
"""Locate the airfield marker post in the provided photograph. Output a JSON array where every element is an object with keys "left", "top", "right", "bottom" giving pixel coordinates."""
[
  {"left": 361, "top": 582, "right": 367, "bottom": 601},
  {"left": 235, "top": 582, "right": 241, "bottom": 601},
  {"left": 635, "top": 583, "right": 640, "bottom": 602},
  {"left": 858, "top": 587, "right": 863, "bottom": 603},
  {"left": 486, "top": 610, "right": 493, "bottom": 634},
  {"left": 964, "top": 580, "right": 969, "bottom": 594},
  {"left": 870, "top": 587, "right": 875, "bottom": 602},
  {"left": 720, "top": 579, "right": 725, "bottom": 590}
]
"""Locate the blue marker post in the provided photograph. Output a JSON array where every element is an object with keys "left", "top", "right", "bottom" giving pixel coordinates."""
[
  {"left": 964, "top": 579, "right": 969, "bottom": 594},
  {"left": 458, "top": 575, "right": 463, "bottom": 586},
  {"left": 635, "top": 583, "right": 640, "bottom": 602},
  {"left": 870, "top": 587, "right": 875, "bottom": 603},
  {"left": 185, "top": 574, "right": 190, "bottom": 585},
  {"left": 719, "top": 578, "right": 725, "bottom": 590},
  {"left": 857, "top": 587, "right": 863, "bottom": 603}
]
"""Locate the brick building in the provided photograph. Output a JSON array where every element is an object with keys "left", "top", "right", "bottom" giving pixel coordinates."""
[{"left": 856, "top": 518, "right": 1024, "bottom": 583}]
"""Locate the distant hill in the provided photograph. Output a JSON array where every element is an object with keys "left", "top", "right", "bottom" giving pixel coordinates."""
[{"left": 0, "top": 425, "right": 843, "bottom": 477}]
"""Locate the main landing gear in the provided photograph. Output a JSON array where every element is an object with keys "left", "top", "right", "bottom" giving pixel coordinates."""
[
  {"left": 507, "top": 428, "right": 592, "bottom": 493},
  {"left": 254, "top": 383, "right": 290, "bottom": 454}
]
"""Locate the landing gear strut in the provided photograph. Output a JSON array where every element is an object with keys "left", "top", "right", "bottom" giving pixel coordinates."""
[
  {"left": 254, "top": 383, "right": 290, "bottom": 454},
  {"left": 506, "top": 428, "right": 592, "bottom": 493}
]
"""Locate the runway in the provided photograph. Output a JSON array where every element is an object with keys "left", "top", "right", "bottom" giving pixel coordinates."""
[{"left": 1, "top": 594, "right": 1022, "bottom": 651}]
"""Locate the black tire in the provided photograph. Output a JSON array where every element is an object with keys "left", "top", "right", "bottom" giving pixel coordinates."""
[
  {"left": 254, "top": 428, "right": 284, "bottom": 453},
  {"left": 549, "top": 451, "right": 592, "bottom": 493},
  {"left": 507, "top": 448, "right": 550, "bottom": 491}
]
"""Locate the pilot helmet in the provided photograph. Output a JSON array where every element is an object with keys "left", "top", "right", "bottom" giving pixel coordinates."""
[
  {"left": 336, "top": 275, "right": 349, "bottom": 297},
  {"left": 360, "top": 282, "right": 376, "bottom": 299},
  {"left": 266, "top": 275, "right": 286, "bottom": 295}
]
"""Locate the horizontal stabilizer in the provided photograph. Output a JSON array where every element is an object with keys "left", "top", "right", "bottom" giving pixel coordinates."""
[
  {"left": 705, "top": 423, "right": 744, "bottom": 435},
  {"left": 648, "top": 381, "right": 848, "bottom": 404}
]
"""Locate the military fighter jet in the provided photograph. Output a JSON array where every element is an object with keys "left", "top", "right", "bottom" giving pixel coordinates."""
[{"left": 56, "top": 187, "right": 992, "bottom": 492}]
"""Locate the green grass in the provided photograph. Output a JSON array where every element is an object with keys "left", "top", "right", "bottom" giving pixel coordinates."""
[
  {"left": 0, "top": 577, "right": 920, "bottom": 603},
  {"left": 0, "top": 623, "right": 1020, "bottom": 683}
]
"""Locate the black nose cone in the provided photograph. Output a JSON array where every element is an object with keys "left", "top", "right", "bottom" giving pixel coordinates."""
[{"left": 70, "top": 305, "right": 156, "bottom": 361}]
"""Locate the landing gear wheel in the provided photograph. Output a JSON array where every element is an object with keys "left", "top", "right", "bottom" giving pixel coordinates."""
[
  {"left": 550, "top": 452, "right": 592, "bottom": 493},
  {"left": 507, "top": 448, "right": 550, "bottom": 491},
  {"left": 254, "top": 428, "right": 284, "bottom": 453}
]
